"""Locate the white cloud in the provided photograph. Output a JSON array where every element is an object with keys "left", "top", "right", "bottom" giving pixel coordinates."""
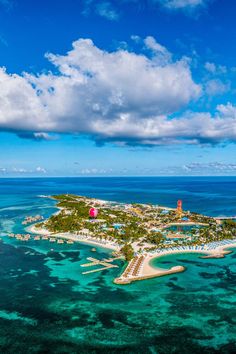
[
  {"left": 12, "top": 167, "right": 28, "bottom": 173},
  {"left": 0, "top": 37, "right": 235, "bottom": 146},
  {"left": 0, "top": 166, "right": 47, "bottom": 175},
  {"left": 82, "top": 0, "right": 210, "bottom": 18},
  {"left": 205, "top": 79, "right": 230, "bottom": 96},
  {"left": 36, "top": 166, "right": 47, "bottom": 173},
  {"left": 182, "top": 162, "right": 236, "bottom": 173},
  {"left": 144, "top": 36, "right": 172, "bottom": 64},
  {"left": 204, "top": 62, "right": 216, "bottom": 73},
  {"left": 80, "top": 168, "right": 113, "bottom": 174},
  {"left": 204, "top": 61, "right": 227, "bottom": 75},
  {"left": 82, "top": 0, "right": 119, "bottom": 20},
  {"left": 89, "top": 103, "right": 236, "bottom": 145},
  {"left": 95, "top": 1, "right": 119, "bottom": 20},
  {"left": 0, "top": 37, "right": 204, "bottom": 145},
  {"left": 156, "top": 0, "right": 206, "bottom": 10}
]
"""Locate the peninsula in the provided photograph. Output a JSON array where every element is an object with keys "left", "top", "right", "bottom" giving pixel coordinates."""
[{"left": 29, "top": 194, "right": 236, "bottom": 284}]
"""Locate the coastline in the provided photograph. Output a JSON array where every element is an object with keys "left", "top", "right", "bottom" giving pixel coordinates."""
[
  {"left": 27, "top": 224, "right": 236, "bottom": 284},
  {"left": 28, "top": 224, "right": 119, "bottom": 251},
  {"left": 114, "top": 241, "right": 236, "bottom": 284},
  {"left": 25, "top": 195, "right": 236, "bottom": 285}
]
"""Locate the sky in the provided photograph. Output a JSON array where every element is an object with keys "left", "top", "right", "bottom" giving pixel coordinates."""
[{"left": 0, "top": 0, "right": 236, "bottom": 176}]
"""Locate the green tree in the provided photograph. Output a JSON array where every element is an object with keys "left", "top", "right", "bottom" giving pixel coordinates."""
[{"left": 121, "top": 243, "right": 134, "bottom": 261}]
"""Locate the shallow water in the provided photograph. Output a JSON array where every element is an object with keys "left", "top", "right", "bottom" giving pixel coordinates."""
[{"left": 0, "top": 177, "right": 236, "bottom": 353}]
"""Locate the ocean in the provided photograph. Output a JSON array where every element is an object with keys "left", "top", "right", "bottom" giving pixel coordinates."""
[{"left": 0, "top": 177, "right": 235, "bottom": 353}]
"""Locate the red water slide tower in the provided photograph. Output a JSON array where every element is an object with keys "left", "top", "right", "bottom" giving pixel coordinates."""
[{"left": 177, "top": 199, "right": 183, "bottom": 217}]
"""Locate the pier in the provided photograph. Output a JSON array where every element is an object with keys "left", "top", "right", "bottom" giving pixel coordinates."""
[{"left": 81, "top": 257, "right": 119, "bottom": 274}]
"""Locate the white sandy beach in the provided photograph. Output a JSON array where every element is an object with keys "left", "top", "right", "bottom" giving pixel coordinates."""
[
  {"left": 28, "top": 224, "right": 119, "bottom": 251},
  {"left": 114, "top": 240, "right": 236, "bottom": 284},
  {"left": 27, "top": 222, "right": 236, "bottom": 284}
]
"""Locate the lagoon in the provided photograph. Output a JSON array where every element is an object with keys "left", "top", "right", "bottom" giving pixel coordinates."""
[{"left": 0, "top": 177, "right": 236, "bottom": 353}]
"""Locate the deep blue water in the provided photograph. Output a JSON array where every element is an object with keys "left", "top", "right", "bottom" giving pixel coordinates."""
[
  {"left": 0, "top": 176, "right": 235, "bottom": 215},
  {"left": 0, "top": 177, "right": 236, "bottom": 353}
]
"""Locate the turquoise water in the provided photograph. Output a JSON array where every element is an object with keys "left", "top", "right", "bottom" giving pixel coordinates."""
[
  {"left": 164, "top": 224, "right": 206, "bottom": 233},
  {"left": 0, "top": 177, "right": 236, "bottom": 353}
]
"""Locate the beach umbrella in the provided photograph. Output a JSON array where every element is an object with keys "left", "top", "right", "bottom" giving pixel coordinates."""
[{"left": 89, "top": 208, "right": 98, "bottom": 218}]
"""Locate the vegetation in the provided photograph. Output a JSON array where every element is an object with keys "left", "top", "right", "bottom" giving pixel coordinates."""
[
  {"left": 36, "top": 194, "right": 236, "bottom": 255},
  {"left": 145, "top": 231, "right": 164, "bottom": 245},
  {"left": 121, "top": 243, "right": 135, "bottom": 261}
]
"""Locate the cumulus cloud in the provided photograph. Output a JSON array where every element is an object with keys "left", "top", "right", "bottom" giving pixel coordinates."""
[
  {"left": 0, "top": 37, "right": 205, "bottom": 145},
  {"left": 143, "top": 36, "right": 172, "bottom": 64},
  {"left": 0, "top": 37, "right": 235, "bottom": 146},
  {"left": 90, "top": 103, "right": 236, "bottom": 145}
]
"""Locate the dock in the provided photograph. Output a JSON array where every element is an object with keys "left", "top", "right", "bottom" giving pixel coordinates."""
[{"left": 81, "top": 256, "right": 119, "bottom": 274}]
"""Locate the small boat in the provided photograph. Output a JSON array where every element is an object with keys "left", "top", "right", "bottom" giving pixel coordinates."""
[
  {"left": 67, "top": 240, "right": 74, "bottom": 244},
  {"left": 91, "top": 248, "right": 97, "bottom": 252},
  {"left": 57, "top": 239, "right": 64, "bottom": 244},
  {"left": 49, "top": 238, "right": 56, "bottom": 242},
  {"left": 34, "top": 236, "right": 40, "bottom": 241}
]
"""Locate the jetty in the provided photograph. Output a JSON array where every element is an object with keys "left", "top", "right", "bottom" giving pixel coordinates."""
[{"left": 81, "top": 257, "right": 119, "bottom": 274}]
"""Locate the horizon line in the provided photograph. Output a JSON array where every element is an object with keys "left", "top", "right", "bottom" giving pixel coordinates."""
[{"left": 0, "top": 175, "right": 235, "bottom": 178}]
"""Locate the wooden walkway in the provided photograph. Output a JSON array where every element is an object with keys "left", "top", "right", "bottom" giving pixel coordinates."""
[{"left": 81, "top": 256, "right": 119, "bottom": 275}]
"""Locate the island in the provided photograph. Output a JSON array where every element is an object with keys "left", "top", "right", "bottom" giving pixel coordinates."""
[{"left": 27, "top": 194, "right": 236, "bottom": 284}]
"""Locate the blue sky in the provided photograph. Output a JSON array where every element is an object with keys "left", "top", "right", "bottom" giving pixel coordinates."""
[{"left": 0, "top": 0, "right": 236, "bottom": 176}]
